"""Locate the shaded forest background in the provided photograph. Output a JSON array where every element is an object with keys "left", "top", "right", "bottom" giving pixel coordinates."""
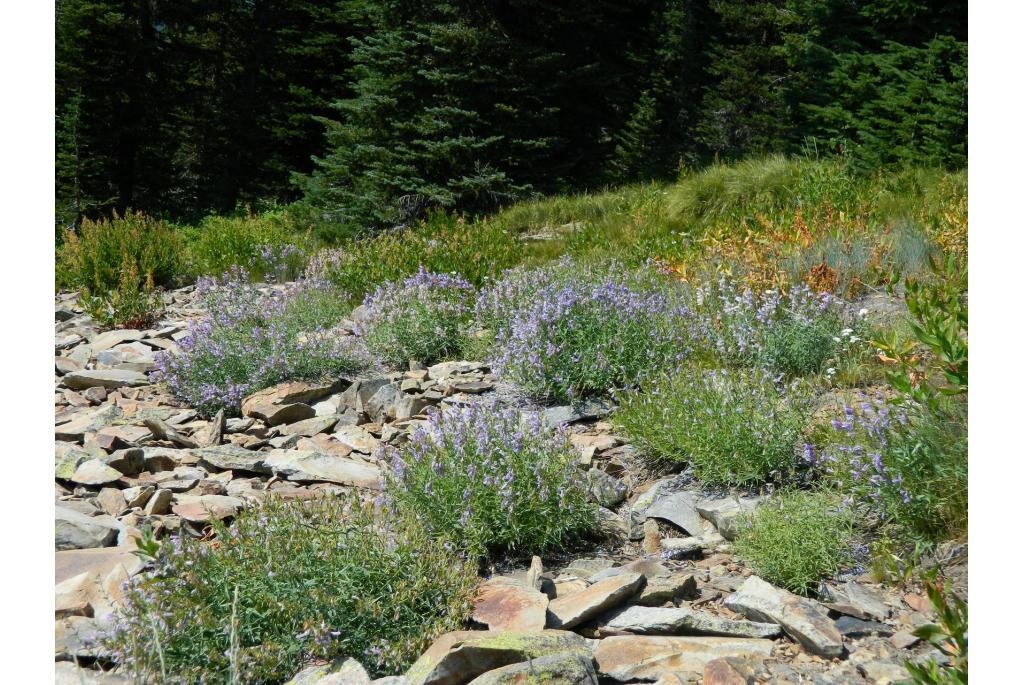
[{"left": 55, "top": 0, "right": 966, "bottom": 237}]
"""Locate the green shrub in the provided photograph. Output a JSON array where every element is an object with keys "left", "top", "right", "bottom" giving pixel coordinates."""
[
  {"left": 360, "top": 270, "right": 475, "bottom": 368},
  {"left": 309, "top": 212, "right": 521, "bottom": 300},
  {"left": 79, "top": 255, "right": 162, "bottom": 329},
  {"left": 106, "top": 496, "right": 477, "bottom": 683},
  {"left": 905, "top": 576, "right": 968, "bottom": 684},
  {"left": 153, "top": 271, "right": 370, "bottom": 417},
  {"left": 57, "top": 211, "right": 184, "bottom": 292},
  {"left": 383, "top": 401, "right": 596, "bottom": 558},
  {"left": 181, "top": 211, "right": 309, "bottom": 283},
  {"left": 734, "top": 490, "right": 857, "bottom": 595},
  {"left": 615, "top": 368, "right": 814, "bottom": 485},
  {"left": 759, "top": 314, "right": 841, "bottom": 377}
]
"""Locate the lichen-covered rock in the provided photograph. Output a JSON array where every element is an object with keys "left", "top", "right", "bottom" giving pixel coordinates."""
[{"left": 406, "top": 631, "right": 591, "bottom": 685}]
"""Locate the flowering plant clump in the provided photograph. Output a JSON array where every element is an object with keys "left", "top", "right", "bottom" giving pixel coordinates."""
[
  {"left": 487, "top": 266, "right": 695, "bottom": 402},
  {"left": 807, "top": 393, "right": 967, "bottom": 539},
  {"left": 250, "top": 241, "right": 305, "bottom": 283},
  {"left": 691, "top": 276, "right": 844, "bottom": 375},
  {"left": 152, "top": 268, "right": 370, "bottom": 416},
  {"left": 615, "top": 368, "right": 815, "bottom": 485},
  {"left": 382, "top": 401, "right": 596, "bottom": 557},
  {"left": 105, "top": 497, "right": 477, "bottom": 683},
  {"left": 360, "top": 268, "right": 475, "bottom": 367}
]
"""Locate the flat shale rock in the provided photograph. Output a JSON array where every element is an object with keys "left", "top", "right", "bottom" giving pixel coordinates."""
[
  {"left": 63, "top": 369, "right": 150, "bottom": 390},
  {"left": 171, "top": 494, "right": 245, "bottom": 522},
  {"left": 725, "top": 576, "right": 843, "bottom": 658},
  {"left": 472, "top": 578, "right": 549, "bottom": 631},
  {"left": 55, "top": 507, "right": 120, "bottom": 550},
  {"left": 593, "top": 636, "right": 774, "bottom": 681},
  {"left": 406, "top": 630, "right": 591, "bottom": 685},
  {"left": 264, "top": 449, "right": 382, "bottom": 489},
  {"left": 645, "top": 491, "right": 704, "bottom": 536},
  {"left": 196, "top": 444, "right": 271, "bottom": 474},
  {"left": 604, "top": 605, "right": 782, "bottom": 639},
  {"left": 547, "top": 572, "right": 645, "bottom": 629},
  {"left": 635, "top": 573, "right": 699, "bottom": 606},
  {"left": 55, "top": 662, "right": 131, "bottom": 684},
  {"left": 285, "top": 658, "right": 371, "bottom": 685},
  {"left": 279, "top": 414, "right": 340, "bottom": 437},
  {"left": 466, "top": 653, "right": 598, "bottom": 685}
]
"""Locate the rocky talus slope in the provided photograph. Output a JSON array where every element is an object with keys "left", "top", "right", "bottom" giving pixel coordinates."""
[{"left": 54, "top": 286, "right": 962, "bottom": 685}]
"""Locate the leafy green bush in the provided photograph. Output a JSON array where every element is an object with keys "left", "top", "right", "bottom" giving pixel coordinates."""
[
  {"left": 734, "top": 490, "right": 857, "bottom": 595},
  {"left": 181, "top": 211, "right": 308, "bottom": 283},
  {"left": 57, "top": 211, "right": 184, "bottom": 292},
  {"left": 615, "top": 368, "right": 814, "bottom": 485},
  {"left": 106, "top": 496, "right": 477, "bottom": 683},
  {"left": 153, "top": 270, "right": 370, "bottom": 417},
  {"left": 906, "top": 576, "right": 968, "bottom": 685},
  {"left": 759, "top": 313, "right": 841, "bottom": 377},
  {"left": 79, "top": 255, "right": 162, "bottom": 329},
  {"left": 308, "top": 212, "right": 521, "bottom": 300},
  {"left": 383, "top": 401, "right": 596, "bottom": 558},
  {"left": 360, "top": 270, "right": 475, "bottom": 368}
]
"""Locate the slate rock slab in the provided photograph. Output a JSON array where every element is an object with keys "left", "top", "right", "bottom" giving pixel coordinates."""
[
  {"left": 593, "top": 636, "right": 775, "bottom": 682},
  {"left": 547, "top": 572, "right": 645, "bottom": 629},
  {"left": 604, "top": 605, "right": 782, "bottom": 639},
  {"left": 466, "top": 653, "right": 598, "bottom": 685},
  {"left": 63, "top": 369, "right": 149, "bottom": 390},
  {"left": 56, "top": 506, "right": 120, "bottom": 550},
  {"left": 472, "top": 578, "right": 549, "bottom": 631},
  {"left": 406, "top": 630, "right": 591, "bottom": 685},
  {"left": 725, "top": 576, "right": 843, "bottom": 658}
]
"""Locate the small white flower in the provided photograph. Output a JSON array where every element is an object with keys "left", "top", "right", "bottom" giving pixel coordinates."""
[
  {"left": 858, "top": 308, "right": 869, "bottom": 317},
  {"left": 832, "top": 336, "right": 841, "bottom": 343},
  {"left": 840, "top": 328, "right": 853, "bottom": 336},
  {"left": 826, "top": 367, "right": 836, "bottom": 376}
]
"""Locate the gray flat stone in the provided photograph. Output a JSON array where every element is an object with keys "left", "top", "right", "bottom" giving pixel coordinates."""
[
  {"left": 725, "top": 576, "right": 843, "bottom": 658},
  {"left": 604, "top": 605, "right": 782, "bottom": 638},
  {"left": 195, "top": 445, "right": 270, "bottom": 474},
  {"left": 63, "top": 369, "right": 149, "bottom": 390},
  {"left": 56, "top": 506, "right": 119, "bottom": 550},
  {"left": 547, "top": 572, "right": 645, "bottom": 629},
  {"left": 646, "top": 491, "right": 704, "bottom": 536},
  {"left": 264, "top": 449, "right": 382, "bottom": 489}
]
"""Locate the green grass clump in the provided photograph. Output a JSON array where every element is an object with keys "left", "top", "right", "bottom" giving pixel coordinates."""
[
  {"left": 759, "top": 314, "right": 841, "bottom": 377},
  {"left": 309, "top": 212, "right": 522, "bottom": 300},
  {"left": 106, "top": 496, "right": 477, "bottom": 683},
  {"left": 615, "top": 368, "right": 814, "bottom": 485},
  {"left": 180, "top": 211, "right": 309, "bottom": 283},
  {"left": 384, "top": 401, "right": 596, "bottom": 558},
  {"left": 57, "top": 211, "right": 184, "bottom": 293},
  {"left": 734, "top": 490, "right": 857, "bottom": 595}
]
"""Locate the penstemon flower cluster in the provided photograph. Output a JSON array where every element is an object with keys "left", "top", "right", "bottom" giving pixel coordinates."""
[
  {"left": 805, "top": 394, "right": 917, "bottom": 523},
  {"left": 380, "top": 400, "right": 596, "bottom": 557},
  {"left": 152, "top": 268, "right": 370, "bottom": 416},
  {"left": 359, "top": 268, "right": 475, "bottom": 367},
  {"left": 691, "top": 275, "right": 843, "bottom": 372},
  {"left": 250, "top": 242, "right": 304, "bottom": 283},
  {"left": 485, "top": 263, "right": 696, "bottom": 402}
]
